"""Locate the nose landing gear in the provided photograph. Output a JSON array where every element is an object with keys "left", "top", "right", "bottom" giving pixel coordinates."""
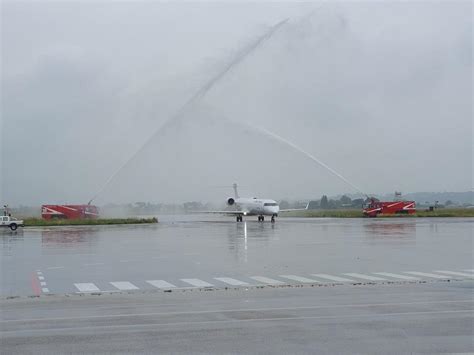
[
  {"left": 236, "top": 215, "right": 243, "bottom": 222},
  {"left": 271, "top": 215, "right": 276, "bottom": 223}
]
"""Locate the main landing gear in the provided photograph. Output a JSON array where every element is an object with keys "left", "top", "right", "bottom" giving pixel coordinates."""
[
  {"left": 257, "top": 215, "right": 276, "bottom": 222},
  {"left": 237, "top": 215, "right": 276, "bottom": 223},
  {"left": 258, "top": 215, "right": 276, "bottom": 222}
]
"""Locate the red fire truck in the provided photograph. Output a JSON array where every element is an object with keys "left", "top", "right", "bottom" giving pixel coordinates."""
[
  {"left": 363, "top": 199, "right": 416, "bottom": 217},
  {"left": 41, "top": 205, "right": 99, "bottom": 220}
]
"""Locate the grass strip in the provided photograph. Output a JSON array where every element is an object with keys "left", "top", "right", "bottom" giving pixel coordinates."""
[
  {"left": 280, "top": 208, "right": 474, "bottom": 218},
  {"left": 23, "top": 217, "right": 158, "bottom": 226}
]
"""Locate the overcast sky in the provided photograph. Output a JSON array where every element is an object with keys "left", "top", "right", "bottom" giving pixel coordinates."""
[{"left": 1, "top": 1, "right": 472, "bottom": 205}]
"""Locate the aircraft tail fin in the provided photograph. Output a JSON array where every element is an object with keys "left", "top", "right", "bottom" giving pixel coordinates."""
[{"left": 233, "top": 183, "right": 239, "bottom": 199}]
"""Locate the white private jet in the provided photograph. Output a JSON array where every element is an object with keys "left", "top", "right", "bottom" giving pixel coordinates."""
[{"left": 202, "top": 184, "right": 307, "bottom": 223}]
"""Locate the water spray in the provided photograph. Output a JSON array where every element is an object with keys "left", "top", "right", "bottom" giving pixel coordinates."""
[
  {"left": 232, "top": 120, "right": 368, "bottom": 198},
  {"left": 88, "top": 18, "right": 289, "bottom": 205}
]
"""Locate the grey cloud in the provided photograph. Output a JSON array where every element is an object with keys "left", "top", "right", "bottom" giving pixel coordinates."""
[{"left": 1, "top": 1, "right": 472, "bottom": 205}]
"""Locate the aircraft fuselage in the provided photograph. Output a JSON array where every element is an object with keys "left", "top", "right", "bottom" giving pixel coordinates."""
[{"left": 231, "top": 197, "right": 280, "bottom": 217}]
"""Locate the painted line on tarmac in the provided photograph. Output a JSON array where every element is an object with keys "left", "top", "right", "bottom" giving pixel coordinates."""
[
  {"left": 110, "top": 282, "right": 139, "bottom": 291},
  {"left": 21, "top": 277, "right": 465, "bottom": 299},
  {"left": 146, "top": 280, "right": 177, "bottom": 289},
  {"left": 3, "top": 299, "right": 472, "bottom": 324},
  {"left": 434, "top": 271, "right": 474, "bottom": 278},
  {"left": 250, "top": 276, "right": 285, "bottom": 285},
  {"left": 181, "top": 279, "right": 214, "bottom": 287},
  {"left": 405, "top": 272, "right": 450, "bottom": 279},
  {"left": 344, "top": 273, "right": 387, "bottom": 281},
  {"left": 30, "top": 273, "right": 41, "bottom": 296},
  {"left": 214, "top": 277, "right": 249, "bottom": 286},
  {"left": 75, "top": 283, "right": 101, "bottom": 292},
  {"left": 279, "top": 275, "right": 321, "bottom": 283},
  {"left": 4, "top": 310, "right": 473, "bottom": 335},
  {"left": 311, "top": 274, "right": 355, "bottom": 282},
  {"left": 32, "top": 270, "right": 49, "bottom": 294},
  {"left": 373, "top": 272, "right": 420, "bottom": 281}
]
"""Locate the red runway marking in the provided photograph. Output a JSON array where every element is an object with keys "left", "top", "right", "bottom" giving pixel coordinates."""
[{"left": 31, "top": 273, "right": 41, "bottom": 296}]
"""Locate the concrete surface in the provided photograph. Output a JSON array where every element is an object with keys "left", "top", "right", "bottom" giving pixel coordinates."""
[
  {"left": 1, "top": 216, "right": 472, "bottom": 296},
  {"left": 1, "top": 281, "right": 473, "bottom": 354}
]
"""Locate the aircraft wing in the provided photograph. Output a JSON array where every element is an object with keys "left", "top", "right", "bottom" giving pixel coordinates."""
[
  {"left": 279, "top": 203, "right": 309, "bottom": 213},
  {"left": 189, "top": 210, "right": 245, "bottom": 215}
]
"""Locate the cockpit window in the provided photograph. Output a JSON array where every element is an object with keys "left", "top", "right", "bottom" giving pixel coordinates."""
[{"left": 264, "top": 203, "right": 278, "bottom": 206}]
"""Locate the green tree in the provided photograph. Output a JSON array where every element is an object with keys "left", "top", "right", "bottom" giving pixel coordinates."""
[
  {"left": 320, "top": 195, "right": 329, "bottom": 209},
  {"left": 340, "top": 195, "right": 352, "bottom": 205},
  {"left": 327, "top": 199, "right": 337, "bottom": 209}
]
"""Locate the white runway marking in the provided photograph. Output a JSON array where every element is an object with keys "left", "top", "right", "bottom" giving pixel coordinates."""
[
  {"left": 35, "top": 271, "right": 49, "bottom": 293},
  {"left": 250, "top": 276, "right": 285, "bottom": 285},
  {"left": 404, "top": 272, "right": 449, "bottom": 279},
  {"left": 311, "top": 274, "right": 355, "bottom": 282},
  {"left": 181, "top": 279, "right": 214, "bottom": 287},
  {"left": 344, "top": 273, "right": 387, "bottom": 281},
  {"left": 214, "top": 277, "right": 249, "bottom": 286},
  {"left": 434, "top": 271, "right": 474, "bottom": 278},
  {"left": 373, "top": 272, "right": 420, "bottom": 281},
  {"left": 110, "top": 281, "right": 139, "bottom": 290},
  {"left": 74, "top": 283, "right": 101, "bottom": 292},
  {"left": 83, "top": 263, "right": 105, "bottom": 266},
  {"left": 146, "top": 280, "right": 176, "bottom": 289},
  {"left": 279, "top": 275, "right": 320, "bottom": 283}
]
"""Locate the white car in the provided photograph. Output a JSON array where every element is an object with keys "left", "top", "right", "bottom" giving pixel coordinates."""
[{"left": 1, "top": 215, "right": 24, "bottom": 231}]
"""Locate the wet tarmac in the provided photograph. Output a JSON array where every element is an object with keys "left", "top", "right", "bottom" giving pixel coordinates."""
[
  {"left": 1, "top": 216, "right": 473, "bottom": 297},
  {"left": 2, "top": 282, "right": 473, "bottom": 354}
]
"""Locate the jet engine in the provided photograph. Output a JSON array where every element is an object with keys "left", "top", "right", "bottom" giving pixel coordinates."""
[{"left": 227, "top": 198, "right": 235, "bottom": 206}]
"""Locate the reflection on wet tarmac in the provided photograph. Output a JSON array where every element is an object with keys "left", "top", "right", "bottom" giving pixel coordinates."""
[
  {"left": 42, "top": 229, "right": 97, "bottom": 245},
  {"left": 1, "top": 231, "right": 24, "bottom": 257},
  {"left": 226, "top": 221, "right": 276, "bottom": 263},
  {"left": 1, "top": 217, "right": 472, "bottom": 295},
  {"left": 39, "top": 228, "right": 100, "bottom": 256},
  {"left": 364, "top": 221, "right": 416, "bottom": 237}
]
